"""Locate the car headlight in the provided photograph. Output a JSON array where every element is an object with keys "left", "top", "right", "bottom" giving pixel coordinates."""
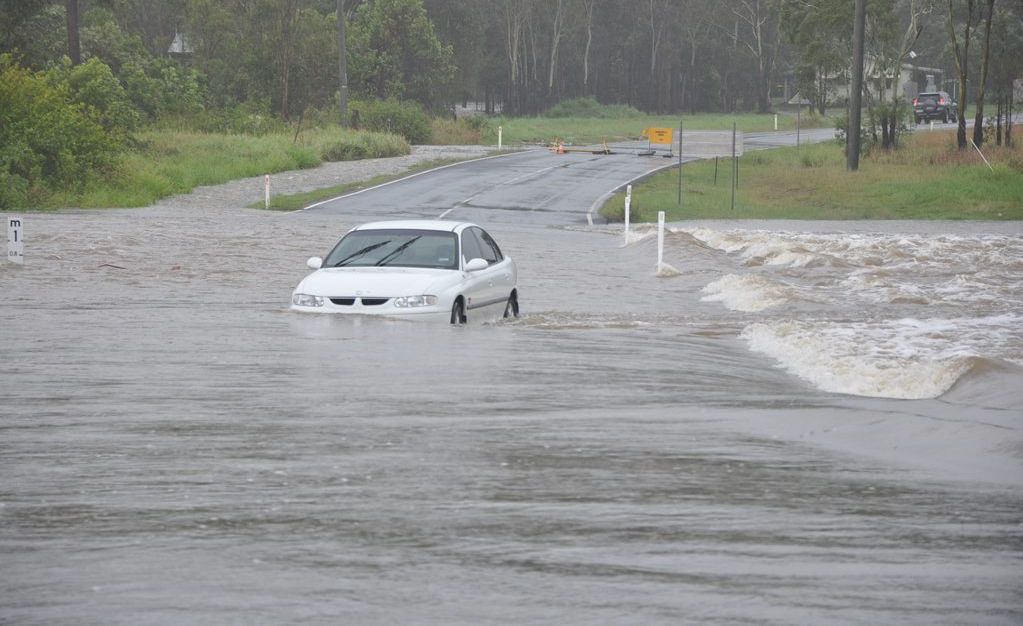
[
  {"left": 393, "top": 295, "right": 438, "bottom": 308},
  {"left": 292, "top": 293, "right": 324, "bottom": 307}
]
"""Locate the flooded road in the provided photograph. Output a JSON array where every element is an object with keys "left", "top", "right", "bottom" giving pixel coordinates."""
[{"left": 2, "top": 204, "right": 1022, "bottom": 624}]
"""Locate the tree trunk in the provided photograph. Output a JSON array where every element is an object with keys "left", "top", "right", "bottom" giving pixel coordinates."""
[
  {"left": 848, "top": 0, "right": 866, "bottom": 170},
  {"left": 66, "top": 0, "right": 81, "bottom": 65},
  {"left": 947, "top": 0, "right": 976, "bottom": 149},
  {"left": 972, "top": 0, "right": 995, "bottom": 146},
  {"left": 582, "top": 0, "right": 594, "bottom": 88},
  {"left": 996, "top": 96, "right": 1003, "bottom": 145},
  {"left": 1007, "top": 86, "right": 1014, "bottom": 146},
  {"left": 337, "top": 0, "right": 348, "bottom": 126},
  {"left": 547, "top": 0, "right": 564, "bottom": 93}
]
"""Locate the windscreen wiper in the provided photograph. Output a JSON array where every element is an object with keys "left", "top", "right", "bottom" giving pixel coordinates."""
[
  {"left": 333, "top": 240, "right": 391, "bottom": 266},
  {"left": 375, "top": 236, "right": 421, "bottom": 266}
]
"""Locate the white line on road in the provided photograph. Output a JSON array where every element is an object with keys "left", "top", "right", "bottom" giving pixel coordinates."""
[
  {"left": 438, "top": 165, "right": 558, "bottom": 219},
  {"left": 291, "top": 149, "right": 536, "bottom": 214}
]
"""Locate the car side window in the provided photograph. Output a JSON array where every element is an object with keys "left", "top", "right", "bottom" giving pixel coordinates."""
[
  {"left": 476, "top": 228, "right": 503, "bottom": 263},
  {"left": 461, "top": 229, "right": 483, "bottom": 264}
]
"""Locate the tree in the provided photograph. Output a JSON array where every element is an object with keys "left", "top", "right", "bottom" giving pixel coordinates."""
[
  {"left": 782, "top": 0, "right": 853, "bottom": 115},
  {"left": 947, "top": 0, "right": 980, "bottom": 149},
  {"left": 337, "top": 0, "right": 348, "bottom": 125},
  {"left": 971, "top": 0, "right": 995, "bottom": 146},
  {"left": 347, "top": 0, "right": 455, "bottom": 110},
  {"left": 731, "top": 0, "right": 782, "bottom": 113}
]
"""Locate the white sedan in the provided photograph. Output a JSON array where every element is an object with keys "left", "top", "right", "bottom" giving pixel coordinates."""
[{"left": 291, "top": 220, "right": 519, "bottom": 323}]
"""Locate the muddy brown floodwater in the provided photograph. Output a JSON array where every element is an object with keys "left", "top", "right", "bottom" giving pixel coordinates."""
[{"left": 2, "top": 202, "right": 1022, "bottom": 624}]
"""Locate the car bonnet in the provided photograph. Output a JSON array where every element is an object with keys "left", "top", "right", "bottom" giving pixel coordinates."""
[{"left": 296, "top": 266, "right": 454, "bottom": 298}]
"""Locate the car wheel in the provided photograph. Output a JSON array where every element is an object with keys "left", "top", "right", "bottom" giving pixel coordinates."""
[
  {"left": 914, "top": 116, "right": 921, "bottom": 124},
  {"left": 503, "top": 291, "right": 519, "bottom": 319},
  {"left": 942, "top": 112, "right": 948, "bottom": 123},
  {"left": 450, "top": 297, "right": 466, "bottom": 325}
]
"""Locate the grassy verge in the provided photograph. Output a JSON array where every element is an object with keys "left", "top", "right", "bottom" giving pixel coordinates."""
[
  {"left": 600, "top": 131, "right": 1023, "bottom": 221},
  {"left": 64, "top": 126, "right": 408, "bottom": 209},
  {"left": 491, "top": 111, "right": 834, "bottom": 145},
  {"left": 256, "top": 157, "right": 479, "bottom": 211}
]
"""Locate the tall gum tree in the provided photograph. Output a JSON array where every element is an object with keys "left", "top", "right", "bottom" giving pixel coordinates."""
[{"left": 947, "top": 0, "right": 979, "bottom": 149}]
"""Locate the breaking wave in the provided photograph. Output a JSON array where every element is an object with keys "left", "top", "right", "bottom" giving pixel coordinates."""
[
  {"left": 701, "top": 274, "right": 790, "bottom": 312},
  {"left": 741, "top": 316, "right": 1021, "bottom": 399}
]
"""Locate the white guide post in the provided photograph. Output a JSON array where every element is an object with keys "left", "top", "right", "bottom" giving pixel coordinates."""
[
  {"left": 774, "top": 114, "right": 778, "bottom": 131},
  {"left": 623, "top": 184, "right": 632, "bottom": 245},
  {"left": 656, "top": 211, "right": 665, "bottom": 270},
  {"left": 498, "top": 126, "right": 503, "bottom": 151},
  {"left": 8, "top": 215, "right": 24, "bottom": 265},
  {"left": 264, "top": 175, "right": 270, "bottom": 209}
]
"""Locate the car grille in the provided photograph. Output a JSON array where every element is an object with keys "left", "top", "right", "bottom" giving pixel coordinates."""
[{"left": 328, "top": 297, "right": 390, "bottom": 306}]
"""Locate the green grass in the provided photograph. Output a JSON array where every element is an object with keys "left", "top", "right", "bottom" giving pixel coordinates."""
[
  {"left": 257, "top": 157, "right": 481, "bottom": 211},
  {"left": 600, "top": 131, "right": 1023, "bottom": 221},
  {"left": 68, "top": 126, "right": 408, "bottom": 208},
  {"left": 490, "top": 111, "right": 835, "bottom": 145}
]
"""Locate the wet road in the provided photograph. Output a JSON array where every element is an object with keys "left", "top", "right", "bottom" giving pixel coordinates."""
[
  {"left": 2, "top": 131, "right": 1022, "bottom": 624},
  {"left": 300, "top": 128, "right": 837, "bottom": 226}
]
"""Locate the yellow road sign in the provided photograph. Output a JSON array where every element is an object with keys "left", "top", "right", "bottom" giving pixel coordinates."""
[{"left": 646, "top": 127, "right": 673, "bottom": 145}]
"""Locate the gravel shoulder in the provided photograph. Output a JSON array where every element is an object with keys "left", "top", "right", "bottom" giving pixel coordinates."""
[{"left": 151, "top": 145, "right": 494, "bottom": 213}]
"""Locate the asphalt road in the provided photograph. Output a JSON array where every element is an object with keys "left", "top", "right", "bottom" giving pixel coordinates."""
[{"left": 302, "top": 128, "right": 837, "bottom": 226}]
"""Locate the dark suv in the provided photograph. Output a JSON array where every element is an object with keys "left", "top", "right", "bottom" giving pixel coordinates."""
[{"left": 913, "top": 91, "right": 957, "bottom": 124}]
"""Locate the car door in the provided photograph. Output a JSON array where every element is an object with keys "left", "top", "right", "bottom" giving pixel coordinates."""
[
  {"left": 474, "top": 227, "right": 514, "bottom": 307},
  {"left": 466, "top": 227, "right": 513, "bottom": 312},
  {"left": 458, "top": 227, "right": 492, "bottom": 313}
]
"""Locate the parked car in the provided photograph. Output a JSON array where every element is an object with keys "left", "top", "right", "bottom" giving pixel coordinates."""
[
  {"left": 291, "top": 220, "right": 518, "bottom": 324},
  {"left": 913, "top": 91, "right": 957, "bottom": 124}
]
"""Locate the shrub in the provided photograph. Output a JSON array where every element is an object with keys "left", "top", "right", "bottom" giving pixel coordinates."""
[
  {"left": 315, "top": 129, "right": 409, "bottom": 161},
  {"left": 350, "top": 98, "right": 432, "bottom": 144},
  {"left": 46, "top": 57, "right": 139, "bottom": 137},
  {"left": 430, "top": 116, "right": 489, "bottom": 144},
  {"left": 544, "top": 97, "right": 642, "bottom": 118},
  {"left": 0, "top": 55, "right": 122, "bottom": 206}
]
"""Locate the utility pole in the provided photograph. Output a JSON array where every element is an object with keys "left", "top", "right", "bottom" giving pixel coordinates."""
[
  {"left": 337, "top": 0, "right": 349, "bottom": 126},
  {"left": 848, "top": 0, "right": 866, "bottom": 171}
]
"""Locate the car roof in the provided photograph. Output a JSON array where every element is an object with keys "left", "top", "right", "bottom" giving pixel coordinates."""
[{"left": 352, "top": 220, "right": 474, "bottom": 233}]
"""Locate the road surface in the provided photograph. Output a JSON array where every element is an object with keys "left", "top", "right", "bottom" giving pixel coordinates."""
[{"left": 301, "top": 128, "right": 837, "bottom": 226}]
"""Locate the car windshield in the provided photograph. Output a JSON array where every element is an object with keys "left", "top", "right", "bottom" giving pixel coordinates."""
[{"left": 323, "top": 229, "right": 458, "bottom": 270}]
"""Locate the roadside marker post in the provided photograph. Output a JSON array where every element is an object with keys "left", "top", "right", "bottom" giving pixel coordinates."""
[
  {"left": 264, "top": 175, "right": 270, "bottom": 209},
  {"left": 774, "top": 114, "right": 778, "bottom": 131},
  {"left": 498, "top": 126, "right": 503, "bottom": 151},
  {"left": 677, "top": 119, "right": 683, "bottom": 207},
  {"left": 624, "top": 184, "right": 632, "bottom": 245},
  {"left": 8, "top": 215, "right": 24, "bottom": 265},
  {"left": 731, "top": 122, "right": 737, "bottom": 212},
  {"left": 656, "top": 211, "right": 665, "bottom": 271}
]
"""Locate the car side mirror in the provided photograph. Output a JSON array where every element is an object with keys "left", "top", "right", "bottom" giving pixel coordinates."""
[
  {"left": 464, "top": 257, "right": 488, "bottom": 272},
  {"left": 307, "top": 256, "right": 323, "bottom": 269}
]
